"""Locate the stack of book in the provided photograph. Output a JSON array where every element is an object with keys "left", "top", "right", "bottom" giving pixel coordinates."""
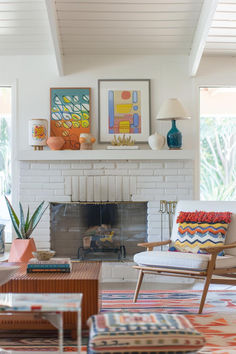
[{"left": 27, "top": 258, "right": 72, "bottom": 273}]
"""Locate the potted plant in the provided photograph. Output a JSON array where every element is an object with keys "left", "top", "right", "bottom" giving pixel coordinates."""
[{"left": 5, "top": 197, "right": 48, "bottom": 263}]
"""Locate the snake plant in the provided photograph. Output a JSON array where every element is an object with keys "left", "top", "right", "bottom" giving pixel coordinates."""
[{"left": 5, "top": 197, "right": 48, "bottom": 239}]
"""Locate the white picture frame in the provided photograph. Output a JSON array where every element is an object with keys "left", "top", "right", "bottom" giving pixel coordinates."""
[{"left": 98, "top": 79, "right": 151, "bottom": 143}]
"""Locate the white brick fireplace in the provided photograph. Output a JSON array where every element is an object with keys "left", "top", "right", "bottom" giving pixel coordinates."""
[{"left": 18, "top": 150, "right": 194, "bottom": 281}]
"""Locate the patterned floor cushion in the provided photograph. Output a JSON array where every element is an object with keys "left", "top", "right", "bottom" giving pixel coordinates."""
[{"left": 87, "top": 312, "right": 206, "bottom": 353}]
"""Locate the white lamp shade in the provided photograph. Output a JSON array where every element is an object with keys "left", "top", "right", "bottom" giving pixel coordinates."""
[{"left": 156, "top": 98, "right": 190, "bottom": 120}]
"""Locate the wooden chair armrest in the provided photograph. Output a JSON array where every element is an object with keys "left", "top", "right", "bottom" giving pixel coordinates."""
[
  {"left": 200, "top": 242, "right": 236, "bottom": 254},
  {"left": 138, "top": 240, "right": 171, "bottom": 251}
]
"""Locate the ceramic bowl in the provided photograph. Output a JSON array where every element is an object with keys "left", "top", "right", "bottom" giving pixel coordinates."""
[{"left": 32, "top": 250, "right": 55, "bottom": 261}]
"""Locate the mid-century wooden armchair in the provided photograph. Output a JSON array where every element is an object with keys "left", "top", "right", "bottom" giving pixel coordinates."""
[{"left": 133, "top": 200, "right": 236, "bottom": 314}]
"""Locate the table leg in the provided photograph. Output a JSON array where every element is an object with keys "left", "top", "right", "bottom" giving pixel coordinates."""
[
  {"left": 41, "top": 312, "right": 63, "bottom": 353},
  {"left": 77, "top": 308, "right": 81, "bottom": 354}
]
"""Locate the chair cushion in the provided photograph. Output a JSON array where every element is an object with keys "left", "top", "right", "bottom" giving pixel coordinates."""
[
  {"left": 134, "top": 251, "right": 236, "bottom": 271},
  {"left": 171, "top": 211, "right": 232, "bottom": 255},
  {"left": 171, "top": 201, "right": 236, "bottom": 256},
  {"left": 87, "top": 312, "right": 206, "bottom": 353}
]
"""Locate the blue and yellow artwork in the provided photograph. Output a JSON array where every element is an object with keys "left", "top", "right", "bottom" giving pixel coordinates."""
[
  {"left": 50, "top": 87, "right": 90, "bottom": 150},
  {"left": 108, "top": 90, "right": 141, "bottom": 134}
]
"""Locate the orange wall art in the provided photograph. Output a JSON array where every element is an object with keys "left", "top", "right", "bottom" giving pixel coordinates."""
[{"left": 50, "top": 87, "right": 91, "bottom": 150}]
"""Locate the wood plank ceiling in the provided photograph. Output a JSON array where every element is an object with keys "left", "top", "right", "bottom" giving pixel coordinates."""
[
  {"left": 0, "top": 0, "right": 52, "bottom": 55},
  {"left": 55, "top": 0, "right": 204, "bottom": 55},
  {"left": 1, "top": 0, "right": 236, "bottom": 72},
  {"left": 206, "top": 0, "right": 236, "bottom": 55}
]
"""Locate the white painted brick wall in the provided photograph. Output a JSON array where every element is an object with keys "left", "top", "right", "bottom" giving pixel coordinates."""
[{"left": 19, "top": 159, "right": 194, "bottom": 280}]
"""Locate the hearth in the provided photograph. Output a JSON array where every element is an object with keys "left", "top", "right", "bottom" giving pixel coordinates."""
[{"left": 50, "top": 202, "right": 147, "bottom": 261}]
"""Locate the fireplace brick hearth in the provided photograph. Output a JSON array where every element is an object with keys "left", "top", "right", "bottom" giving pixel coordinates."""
[{"left": 19, "top": 159, "right": 193, "bottom": 279}]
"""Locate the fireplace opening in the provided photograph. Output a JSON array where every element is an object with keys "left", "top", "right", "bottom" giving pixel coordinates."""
[{"left": 50, "top": 202, "right": 147, "bottom": 261}]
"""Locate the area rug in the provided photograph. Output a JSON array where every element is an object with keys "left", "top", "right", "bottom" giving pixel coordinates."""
[
  {"left": 1, "top": 290, "right": 236, "bottom": 352},
  {"left": 101, "top": 289, "right": 236, "bottom": 314}
]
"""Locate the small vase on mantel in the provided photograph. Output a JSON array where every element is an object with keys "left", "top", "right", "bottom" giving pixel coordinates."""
[{"left": 148, "top": 132, "right": 165, "bottom": 150}]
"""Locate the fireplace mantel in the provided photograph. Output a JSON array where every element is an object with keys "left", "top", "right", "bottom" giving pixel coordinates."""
[{"left": 17, "top": 149, "right": 194, "bottom": 161}]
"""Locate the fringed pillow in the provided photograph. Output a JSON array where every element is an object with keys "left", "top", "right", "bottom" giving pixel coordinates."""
[{"left": 169, "top": 211, "right": 232, "bottom": 255}]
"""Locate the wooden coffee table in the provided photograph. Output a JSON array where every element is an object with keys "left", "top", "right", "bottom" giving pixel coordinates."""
[{"left": 0, "top": 261, "right": 101, "bottom": 333}]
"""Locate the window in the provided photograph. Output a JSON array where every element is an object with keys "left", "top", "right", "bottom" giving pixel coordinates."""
[
  {"left": 0, "top": 87, "right": 12, "bottom": 242},
  {"left": 200, "top": 87, "right": 236, "bottom": 201}
]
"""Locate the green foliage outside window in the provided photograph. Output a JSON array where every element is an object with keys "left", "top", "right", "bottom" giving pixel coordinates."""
[
  {"left": 200, "top": 116, "right": 236, "bottom": 201},
  {"left": 0, "top": 116, "right": 11, "bottom": 195}
]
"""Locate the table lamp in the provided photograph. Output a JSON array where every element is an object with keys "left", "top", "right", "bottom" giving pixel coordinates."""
[{"left": 156, "top": 98, "right": 190, "bottom": 149}]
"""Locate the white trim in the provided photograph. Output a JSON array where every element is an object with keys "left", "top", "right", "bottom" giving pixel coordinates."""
[
  {"left": 11, "top": 81, "right": 19, "bottom": 229},
  {"left": 194, "top": 83, "right": 200, "bottom": 200},
  {"left": 17, "top": 149, "right": 195, "bottom": 161},
  {"left": 0, "top": 81, "right": 18, "bottom": 242},
  {"left": 189, "top": 0, "right": 219, "bottom": 77},
  {"left": 45, "top": 0, "right": 64, "bottom": 76}
]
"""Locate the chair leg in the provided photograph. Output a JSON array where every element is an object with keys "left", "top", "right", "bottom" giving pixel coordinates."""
[
  {"left": 198, "top": 254, "right": 217, "bottom": 314},
  {"left": 133, "top": 269, "right": 144, "bottom": 303}
]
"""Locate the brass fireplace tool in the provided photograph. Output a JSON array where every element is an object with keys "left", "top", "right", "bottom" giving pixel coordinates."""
[{"left": 159, "top": 200, "right": 177, "bottom": 250}]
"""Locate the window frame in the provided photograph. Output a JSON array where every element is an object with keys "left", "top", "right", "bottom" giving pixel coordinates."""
[
  {"left": 0, "top": 81, "right": 18, "bottom": 245},
  {"left": 198, "top": 84, "right": 236, "bottom": 201}
]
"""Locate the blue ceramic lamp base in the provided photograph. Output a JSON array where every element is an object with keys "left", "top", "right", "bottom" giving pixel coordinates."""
[{"left": 167, "top": 120, "right": 182, "bottom": 149}]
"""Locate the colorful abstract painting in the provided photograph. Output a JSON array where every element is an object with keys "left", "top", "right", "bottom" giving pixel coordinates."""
[
  {"left": 50, "top": 87, "right": 90, "bottom": 150},
  {"left": 108, "top": 90, "right": 141, "bottom": 134},
  {"left": 99, "top": 80, "right": 150, "bottom": 142}
]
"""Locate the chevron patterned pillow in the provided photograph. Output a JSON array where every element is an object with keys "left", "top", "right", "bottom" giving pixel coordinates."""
[{"left": 170, "top": 211, "right": 232, "bottom": 254}]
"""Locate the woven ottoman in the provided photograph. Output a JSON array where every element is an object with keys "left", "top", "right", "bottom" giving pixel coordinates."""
[{"left": 87, "top": 312, "right": 205, "bottom": 353}]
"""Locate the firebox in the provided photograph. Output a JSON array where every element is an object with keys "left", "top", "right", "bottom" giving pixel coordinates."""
[{"left": 50, "top": 202, "right": 147, "bottom": 261}]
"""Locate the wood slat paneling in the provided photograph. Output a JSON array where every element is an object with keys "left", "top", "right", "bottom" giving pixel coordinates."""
[
  {"left": 0, "top": 3, "right": 45, "bottom": 11},
  {"left": 61, "top": 36, "right": 192, "bottom": 44},
  {"left": 0, "top": 0, "right": 52, "bottom": 54},
  {"left": 56, "top": 0, "right": 202, "bottom": 3},
  {"left": 205, "top": 0, "right": 236, "bottom": 56},
  {"left": 208, "top": 36, "right": 236, "bottom": 43},
  {"left": 0, "top": 19, "right": 48, "bottom": 27},
  {"left": 57, "top": 11, "right": 199, "bottom": 21},
  {"left": 209, "top": 28, "right": 236, "bottom": 36},
  {"left": 206, "top": 42, "right": 236, "bottom": 49},
  {"left": 61, "top": 28, "right": 194, "bottom": 36},
  {"left": 62, "top": 41, "right": 190, "bottom": 49},
  {"left": 56, "top": 2, "right": 202, "bottom": 12},
  {"left": 0, "top": 11, "right": 47, "bottom": 20},
  {"left": 212, "top": 20, "right": 236, "bottom": 28},
  {"left": 64, "top": 47, "right": 188, "bottom": 54},
  {"left": 59, "top": 19, "right": 196, "bottom": 29}
]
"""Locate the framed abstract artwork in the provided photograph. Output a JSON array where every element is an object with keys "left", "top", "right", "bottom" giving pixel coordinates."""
[
  {"left": 98, "top": 79, "right": 151, "bottom": 143},
  {"left": 50, "top": 87, "right": 90, "bottom": 150}
]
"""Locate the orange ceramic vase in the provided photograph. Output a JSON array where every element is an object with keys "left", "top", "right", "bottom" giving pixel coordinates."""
[
  {"left": 47, "top": 137, "right": 65, "bottom": 150},
  {"left": 8, "top": 238, "right": 37, "bottom": 263}
]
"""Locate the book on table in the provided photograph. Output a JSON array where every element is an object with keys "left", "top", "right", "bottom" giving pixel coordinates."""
[{"left": 27, "top": 258, "right": 72, "bottom": 273}]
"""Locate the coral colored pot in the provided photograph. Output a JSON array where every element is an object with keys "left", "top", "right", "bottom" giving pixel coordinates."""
[
  {"left": 8, "top": 238, "right": 37, "bottom": 263},
  {"left": 47, "top": 137, "right": 65, "bottom": 150}
]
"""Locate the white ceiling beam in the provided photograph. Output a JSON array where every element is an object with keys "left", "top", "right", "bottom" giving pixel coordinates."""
[
  {"left": 45, "top": 0, "right": 64, "bottom": 76},
  {"left": 189, "top": 0, "right": 219, "bottom": 77}
]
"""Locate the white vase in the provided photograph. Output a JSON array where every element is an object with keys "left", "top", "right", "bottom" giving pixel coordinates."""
[
  {"left": 29, "top": 119, "right": 48, "bottom": 150},
  {"left": 148, "top": 132, "right": 165, "bottom": 150}
]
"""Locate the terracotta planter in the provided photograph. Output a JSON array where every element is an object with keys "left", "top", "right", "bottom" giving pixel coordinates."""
[
  {"left": 47, "top": 137, "right": 65, "bottom": 150},
  {"left": 8, "top": 238, "right": 37, "bottom": 263}
]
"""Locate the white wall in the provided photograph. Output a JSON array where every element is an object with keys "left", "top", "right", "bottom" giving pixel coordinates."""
[
  {"left": 0, "top": 54, "right": 195, "bottom": 151},
  {"left": 198, "top": 56, "right": 236, "bottom": 85}
]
